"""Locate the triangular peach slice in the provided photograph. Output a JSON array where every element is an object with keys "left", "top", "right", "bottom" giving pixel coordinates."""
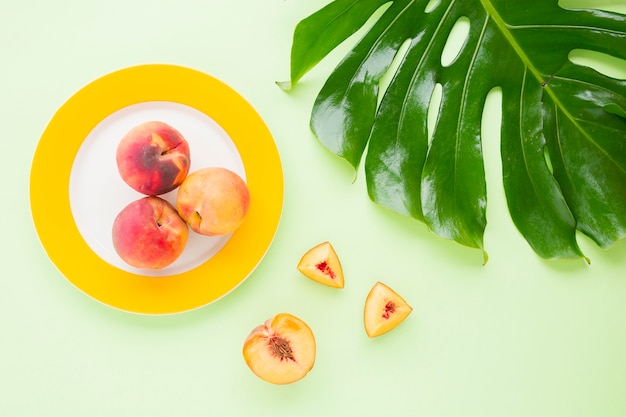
[
  {"left": 364, "top": 282, "right": 412, "bottom": 337},
  {"left": 297, "top": 241, "right": 344, "bottom": 288}
]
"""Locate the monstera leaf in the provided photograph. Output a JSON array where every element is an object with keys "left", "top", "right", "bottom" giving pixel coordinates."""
[{"left": 282, "top": 0, "right": 626, "bottom": 261}]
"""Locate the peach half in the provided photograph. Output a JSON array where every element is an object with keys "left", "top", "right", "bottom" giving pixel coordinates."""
[
  {"left": 364, "top": 282, "right": 412, "bottom": 338},
  {"left": 116, "top": 121, "right": 191, "bottom": 195},
  {"left": 176, "top": 167, "right": 250, "bottom": 236},
  {"left": 243, "top": 313, "right": 316, "bottom": 385},
  {"left": 112, "top": 196, "right": 189, "bottom": 269},
  {"left": 297, "top": 241, "right": 344, "bottom": 288}
]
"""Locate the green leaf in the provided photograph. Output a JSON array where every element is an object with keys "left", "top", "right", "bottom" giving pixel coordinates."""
[
  {"left": 278, "top": 0, "right": 390, "bottom": 91},
  {"left": 285, "top": 0, "right": 626, "bottom": 261}
]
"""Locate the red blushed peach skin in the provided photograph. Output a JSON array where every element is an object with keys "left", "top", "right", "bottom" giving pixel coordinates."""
[
  {"left": 364, "top": 282, "right": 412, "bottom": 338},
  {"left": 116, "top": 121, "right": 190, "bottom": 195},
  {"left": 297, "top": 241, "right": 344, "bottom": 288},
  {"left": 176, "top": 167, "right": 250, "bottom": 236},
  {"left": 243, "top": 313, "right": 316, "bottom": 385},
  {"left": 112, "top": 196, "right": 189, "bottom": 269}
]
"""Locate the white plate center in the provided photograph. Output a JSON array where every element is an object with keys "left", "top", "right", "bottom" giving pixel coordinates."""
[{"left": 69, "top": 101, "right": 245, "bottom": 276}]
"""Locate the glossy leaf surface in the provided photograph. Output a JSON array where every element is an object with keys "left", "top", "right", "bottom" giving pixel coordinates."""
[{"left": 285, "top": 0, "right": 626, "bottom": 261}]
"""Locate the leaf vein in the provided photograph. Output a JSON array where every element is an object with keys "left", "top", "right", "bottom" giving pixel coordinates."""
[
  {"left": 454, "top": 14, "right": 489, "bottom": 195},
  {"left": 547, "top": 75, "right": 626, "bottom": 175},
  {"left": 395, "top": 0, "right": 457, "bottom": 156},
  {"left": 510, "top": 24, "right": 624, "bottom": 36},
  {"left": 345, "top": 0, "right": 417, "bottom": 95}
]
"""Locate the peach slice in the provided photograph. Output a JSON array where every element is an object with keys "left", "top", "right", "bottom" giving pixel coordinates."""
[
  {"left": 364, "top": 282, "right": 412, "bottom": 338},
  {"left": 242, "top": 313, "right": 316, "bottom": 385},
  {"left": 296, "top": 241, "right": 344, "bottom": 288}
]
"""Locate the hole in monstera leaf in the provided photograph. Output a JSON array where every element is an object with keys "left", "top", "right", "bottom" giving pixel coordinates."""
[
  {"left": 377, "top": 38, "right": 413, "bottom": 108},
  {"left": 569, "top": 49, "right": 626, "bottom": 80},
  {"left": 559, "top": 0, "right": 626, "bottom": 14},
  {"left": 424, "top": 0, "right": 441, "bottom": 13},
  {"left": 441, "top": 16, "right": 470, "bottom": 67},
  {"left": 544, "top": 146, "right": 554, "bottom": 175},
  {"left": 481, "top": 87, "right": 503, "bottom": 183},
  {"left": 427, "top": 83, "right": 443, "bottom": 145}
]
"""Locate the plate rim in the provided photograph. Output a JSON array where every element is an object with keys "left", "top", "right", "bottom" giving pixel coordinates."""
[{"left": 29, "top": 64, "right": 284, "bottom": 315}]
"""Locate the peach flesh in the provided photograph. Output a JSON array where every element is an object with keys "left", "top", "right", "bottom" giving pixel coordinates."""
[
  {"left": 382, "top": 301, "right": 396, "bottom": 319},
  {"left": 297, "top": 241, "right": 344, "bottom": 288},
  {"left": 242, "top": 313, "right": 316, "bottom": 385},
  {"left": 116, "top": 121, "right": 190, "bottom": 195},
  {"left": 316, "top": 261, "right": 336, "bottom": 279},
  {"left": 364, "top": 282, "right": 412, "bottom": 338},
  {"left": 112, "top": 196, "right": 189, "bottom": 269}
]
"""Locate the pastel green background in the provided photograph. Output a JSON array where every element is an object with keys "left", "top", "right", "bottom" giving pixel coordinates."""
[{"left": 2, "top": 0, "right": 626, "bottom": 416}]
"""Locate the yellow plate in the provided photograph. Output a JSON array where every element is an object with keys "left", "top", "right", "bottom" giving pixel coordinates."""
[{"left": 30, "top": 64, "right": 283, "bottom": 315}]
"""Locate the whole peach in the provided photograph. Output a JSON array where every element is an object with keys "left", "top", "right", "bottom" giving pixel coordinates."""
[
  {"left": 116, "top": 121, "right": 191, "bottom": 195},
  {"left": 112, "top": 196, "right": 189, "bottom": 269},
  {"left": 176, "top": 167, "right": 250, "bottom": 236}
]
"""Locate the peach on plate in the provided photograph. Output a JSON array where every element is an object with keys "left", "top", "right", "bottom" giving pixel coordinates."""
[
  {"left": 112, "top": 196, "right": 189, "bottom": 269},
  {"left": 116, "top": 121, "right": 191, "bottom": 195},
  {"left": 242, "top": 313, "right": 316, "bottom": 385},
  {"left": 176, "top": 167, "right": 250, "bottom": 236}
]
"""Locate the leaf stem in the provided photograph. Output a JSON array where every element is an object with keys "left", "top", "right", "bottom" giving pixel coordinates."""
[{"left": 478, "top": 0, "right": 546, "bottom": 83}]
